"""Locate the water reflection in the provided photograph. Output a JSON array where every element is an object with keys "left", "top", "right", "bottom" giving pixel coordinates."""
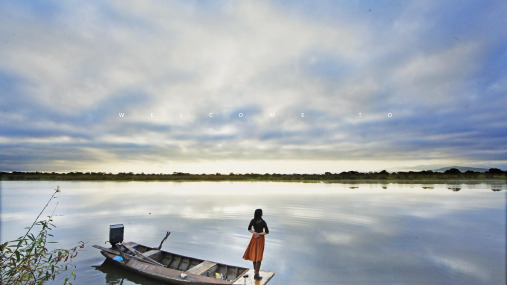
[
  {"left": 491, "top": 184, "right": 505, "bottom": 192},
  {"left": 93, "top": 260, "right": 165, "bottom": 285},
  {"left": 1, "top": 181, "right": 506, "bottom": 285},
  {"left": 447, "top": 183, "right": 462, "bottom": 192}
]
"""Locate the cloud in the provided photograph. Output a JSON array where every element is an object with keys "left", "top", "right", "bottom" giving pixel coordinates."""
[{"left": 1, "top": 0, "right": 506, "bottom": 172}]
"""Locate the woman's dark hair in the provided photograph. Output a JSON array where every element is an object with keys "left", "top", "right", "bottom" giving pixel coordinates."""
[{"left": 254, "top": 209, "right": 263, "bottom": 220}]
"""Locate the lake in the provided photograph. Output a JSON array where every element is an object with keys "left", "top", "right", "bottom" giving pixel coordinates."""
[{"left": 1, "top": 181, "right": 505, "bottom": 285}]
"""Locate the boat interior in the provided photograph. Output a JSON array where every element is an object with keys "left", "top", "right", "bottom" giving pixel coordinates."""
[{"left": 129, "top": 243, "right": 249, "bottom": 282}]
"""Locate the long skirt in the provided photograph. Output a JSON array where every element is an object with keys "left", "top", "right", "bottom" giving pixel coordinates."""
[{"left": 242, "top": 234, "right": 265, "bottom": 262}]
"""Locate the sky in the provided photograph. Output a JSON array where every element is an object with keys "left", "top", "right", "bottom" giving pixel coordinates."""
[{"left": 1, "top": 0, "right": 506, "bottom": 174}]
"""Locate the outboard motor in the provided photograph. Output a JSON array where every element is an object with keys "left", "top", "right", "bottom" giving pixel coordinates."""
[{"left": 109, "top": 224, "right": 124, "bottom": 245}]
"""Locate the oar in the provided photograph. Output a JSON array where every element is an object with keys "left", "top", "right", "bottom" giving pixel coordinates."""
[
  {"left": 93, "top": 244, "right": 123, "bottom": 257},
  {"left": 157, "top": 231, "right": 171, "bottom": 250},
  {"left": 121, "top": 243, "right": 165, "bottom": 267},
  {"left": 94, "top": 244, "right": 161, "bottom": 266}
]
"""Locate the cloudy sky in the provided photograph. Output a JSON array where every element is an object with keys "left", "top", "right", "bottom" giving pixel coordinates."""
[{"left": 1, "top": 0, "right": 506, "bottom": 174}]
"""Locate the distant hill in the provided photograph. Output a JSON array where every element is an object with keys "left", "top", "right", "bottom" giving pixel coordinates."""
[
  {"left": 432, "top": 166, "right": 489, "bottom": 173},
  {"left": 385, "top": 164, "right": 491, "bottom": 172}
]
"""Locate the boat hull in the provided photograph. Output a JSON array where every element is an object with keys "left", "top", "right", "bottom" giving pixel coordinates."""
[
  {"left": 94, "top": 242, "right": 274, "bottom": 285},
  {"left": 100, "top": 251, "right": 230, "bottom": 285}
]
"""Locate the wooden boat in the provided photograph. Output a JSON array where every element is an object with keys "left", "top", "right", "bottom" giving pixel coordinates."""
[{"left": 93, "top": 225, "right": 274, "bottom": 285}]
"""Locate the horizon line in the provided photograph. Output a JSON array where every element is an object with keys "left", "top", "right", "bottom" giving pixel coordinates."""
[{"left": 2, "top": 167, "right": 504, "bottom": 176}]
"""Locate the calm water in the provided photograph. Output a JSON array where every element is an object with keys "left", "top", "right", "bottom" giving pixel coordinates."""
[{"left": 1, "top": 181, "right": 505, "bottom": 285}]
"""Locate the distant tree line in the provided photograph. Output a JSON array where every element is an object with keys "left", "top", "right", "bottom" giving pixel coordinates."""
[{"left": 1, "top": 168, "right": 505, "bottom": 181}]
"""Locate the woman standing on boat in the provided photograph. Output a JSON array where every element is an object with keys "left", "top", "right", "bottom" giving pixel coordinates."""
[{"left": 243, "top": 209, "right": 269, "bottom": 281}]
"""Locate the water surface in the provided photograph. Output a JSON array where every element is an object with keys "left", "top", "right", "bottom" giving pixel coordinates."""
[{"left": 1, "top": 181, "right": 505, "bottom": 284}]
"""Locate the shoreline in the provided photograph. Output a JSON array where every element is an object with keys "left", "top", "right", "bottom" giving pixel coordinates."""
[{"left": 1, "top": 171, "right": 505, "bottom": 184}]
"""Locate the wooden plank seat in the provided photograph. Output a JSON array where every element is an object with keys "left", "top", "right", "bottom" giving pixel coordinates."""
[
  {"left": 185, "top": 260, "right": 217, "bottom": 275},
  {"left": 143, "top": 249, "right": 161, "bottom": 258}
]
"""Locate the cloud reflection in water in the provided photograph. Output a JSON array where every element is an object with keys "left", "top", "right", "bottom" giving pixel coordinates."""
[{"left": 1, "top": 181, "right": 505, "bottom": 285}]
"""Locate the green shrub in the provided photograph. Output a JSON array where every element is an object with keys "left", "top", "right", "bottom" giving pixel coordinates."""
[{"left": 0, "top": 186, "right": 84, "bottom": 285}]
